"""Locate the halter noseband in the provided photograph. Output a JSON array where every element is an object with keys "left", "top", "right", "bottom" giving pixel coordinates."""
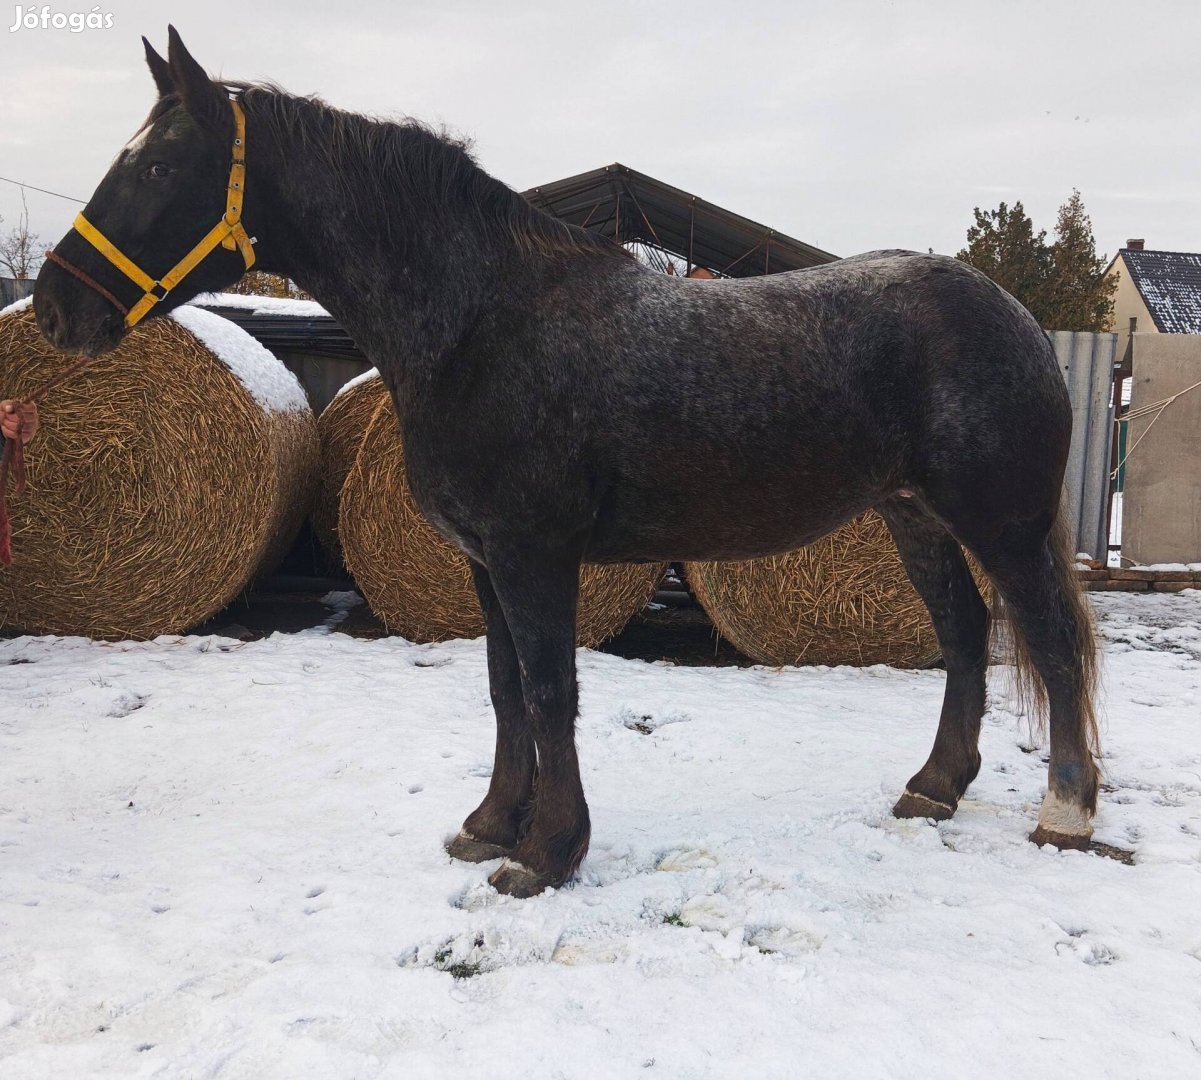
[{"left": 46, "top": 94, "right": 256, "bottom": 330}]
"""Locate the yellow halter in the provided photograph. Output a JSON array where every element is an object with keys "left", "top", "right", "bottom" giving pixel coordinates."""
[{"left": 65, "top": 94, "right": 256, "bottom": 329}]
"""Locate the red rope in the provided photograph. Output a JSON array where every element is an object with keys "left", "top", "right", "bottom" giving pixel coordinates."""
[{"left": 1, "top": 353, "right": 96, "bottom": 566}]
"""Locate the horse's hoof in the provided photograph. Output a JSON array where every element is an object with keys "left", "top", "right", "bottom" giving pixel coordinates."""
[
  {"left": 1029, "top": 825, "right": 1091, "bottom": 852},
  {"left": 488, "top": 859, "right": 554, "bottom": 898},
  {"left": 1029, "top": 790, "right": 1093, "bottom": 851},
  {"left": 892, "top": 789, "right": 956, "bottom": 821},
  {"left": 446, "top": 830, "right": 509, "bottom": 863}
]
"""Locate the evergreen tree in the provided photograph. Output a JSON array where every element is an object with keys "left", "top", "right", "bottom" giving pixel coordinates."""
[
  {"left": 956, "top": 201, "right": 1053, "bottom": 323},
  {"left": 1045, "top": 189, "right": 1117, "bottom": 332},
  {"left": 956, "top": 191, "right": 1116, "bottom": 331}
]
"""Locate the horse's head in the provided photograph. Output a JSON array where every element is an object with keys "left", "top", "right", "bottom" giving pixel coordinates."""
[{"left": 35, "top": 27, "right": 259, "bottom": 355}]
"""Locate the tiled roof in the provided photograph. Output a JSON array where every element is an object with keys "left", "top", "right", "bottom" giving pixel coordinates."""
[{"left": 1119, "top": 249, "right": 1201, "bottom": 334}]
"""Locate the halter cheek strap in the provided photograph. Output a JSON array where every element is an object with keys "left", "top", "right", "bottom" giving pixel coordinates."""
[{"left": 50, "top": 94, "right": 256, "bottom": 330}]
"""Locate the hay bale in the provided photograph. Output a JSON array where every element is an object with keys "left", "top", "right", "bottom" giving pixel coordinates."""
[
  {"left": 339, "top": 397, "right": 665, "bottom": 646},
  {"left": 312, "top": 368, "right": 389, "bottom": 565},
  {"left": 0, "top": 301, "right": 317, "bottom": 639},
  {"left": 686, "top": 511, "right": 989, "bottom": 668}
]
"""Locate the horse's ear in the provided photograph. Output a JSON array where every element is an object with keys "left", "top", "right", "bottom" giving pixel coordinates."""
[
  {"left": 143, "top": 37, "right": 174, "bottom": 98},
  {"left": 166, "top": 25, "right": 227, "bottom": 131}
]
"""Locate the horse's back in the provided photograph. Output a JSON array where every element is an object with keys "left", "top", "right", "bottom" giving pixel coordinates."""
[{"left": 434, "top": 247, "right": 1070, "bottom": 563}]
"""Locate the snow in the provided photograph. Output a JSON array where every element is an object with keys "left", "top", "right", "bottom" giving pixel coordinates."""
[
  {"left": 0, "top": 296, "right": 308, "bottom": 415},
  {"left": 0, "top": 296, "right": 34, "bottom": 318},
  {"left": 170, "top": 305, "right": 310, "bottom": 414},
  {"left": 190, "top": 292, "right": 332, "bottom": 319},
  {"left": 2, "top": 592, "right": 1200, "bottom": 1077},
  {"left": 336, "top": 367, "right": 381, "bottom": 397}
]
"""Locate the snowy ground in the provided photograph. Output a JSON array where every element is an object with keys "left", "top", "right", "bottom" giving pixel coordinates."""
[{"left": 2, "top": 592, "right": 1200, "bottom": 1079}]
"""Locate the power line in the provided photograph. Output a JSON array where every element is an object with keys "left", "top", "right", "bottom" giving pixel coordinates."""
[{"left": 0, "top": 175, "right": 85, "bottom": 205}]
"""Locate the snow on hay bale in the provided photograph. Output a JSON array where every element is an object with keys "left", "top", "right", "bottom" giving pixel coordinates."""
[
  {"left": 339, "top": 394, "right": 666, "bottom": 646},
  {"left": 0, "top": 301, "right": 317, "bottom": 639},
  {"left": 312, "top": 367, "right": 387, "bottom": 565},
  {"left": 686, "top": 512, "right": 989, "bottom": 668}
]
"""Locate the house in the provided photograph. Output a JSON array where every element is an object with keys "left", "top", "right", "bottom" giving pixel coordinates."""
[{"left": 1105, "top": 239, "right": 1201, "bottom": 361}]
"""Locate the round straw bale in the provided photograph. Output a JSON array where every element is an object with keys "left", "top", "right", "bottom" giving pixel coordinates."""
[
  {"left": 686, "top": 511, "right": 990, "bottom": 668},
  {"left": 339, "top": 397, "right": 666, "bottom": 646},
  {"left": 312, "top": 368, "right": 389, "bottom": 564},
  {"left": 0, "top": 302, "right": 317, "bottom": 639}
]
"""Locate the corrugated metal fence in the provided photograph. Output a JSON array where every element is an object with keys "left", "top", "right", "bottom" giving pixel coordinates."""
[
  {"left": 0, "top": 277, "right": 34, "bottom": 308},
  {"left": 1049, "top": 330, "right": 1117, "bottom": 560}
]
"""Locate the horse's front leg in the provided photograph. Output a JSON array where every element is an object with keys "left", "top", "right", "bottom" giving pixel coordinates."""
[
  {"left": 446, "top": 560, "right": 536, "bottom": 863},
  {"left": 484, "top": 546, "right": 590, "bottom": 898}
]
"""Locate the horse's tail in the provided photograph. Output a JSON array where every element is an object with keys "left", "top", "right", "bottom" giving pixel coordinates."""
[{"left": 989, "top": 504, "right": 1101, "bottom": 796}]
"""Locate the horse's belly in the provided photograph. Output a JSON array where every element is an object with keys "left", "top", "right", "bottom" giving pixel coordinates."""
[{"left": 584, "top": 477, "right": 875, "bottom": 563}]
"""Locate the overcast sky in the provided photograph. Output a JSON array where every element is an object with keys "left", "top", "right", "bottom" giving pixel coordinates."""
[{"left": 3, "top": 0, "right": 1199, "bottom": 269}]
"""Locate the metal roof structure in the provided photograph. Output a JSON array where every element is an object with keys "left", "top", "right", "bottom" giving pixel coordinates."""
[
  {"left": 193, "top": 303, "right": 361, "bottom": 359},
  {"left": 522, "top": 162, "right": 837, "bottom": 276},
  {"left": 1116, "top": 248, "right": 1201, "bottom": 335}
]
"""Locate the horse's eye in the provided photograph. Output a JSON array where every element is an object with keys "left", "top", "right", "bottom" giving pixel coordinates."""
[{"left": 145, "top": 162, "right": 172, "bottom": 180}]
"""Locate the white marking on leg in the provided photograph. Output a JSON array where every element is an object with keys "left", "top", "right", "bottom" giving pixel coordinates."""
[{"left": 1038, "top": 790, "right": 1093, "bottom": 837}]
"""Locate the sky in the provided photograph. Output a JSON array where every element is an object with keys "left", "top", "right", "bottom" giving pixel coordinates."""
[{"left": 2, "top": 0, "right": 1199, "bottom": 271}]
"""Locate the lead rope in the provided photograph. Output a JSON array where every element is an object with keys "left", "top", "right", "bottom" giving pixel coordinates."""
[{"left": 0, "top": 352, "right": 96, "bottom": 565}]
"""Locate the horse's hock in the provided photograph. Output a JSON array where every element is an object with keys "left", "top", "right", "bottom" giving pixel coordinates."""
[
  {"left": 686, "top": 514, "right": 989, "bottom": 668},
  {"left": 0, "top": 302, "right": 317, "bottom": 639},
  {"left": 337, "top": 382, "right": 666, "bottom": 647}
]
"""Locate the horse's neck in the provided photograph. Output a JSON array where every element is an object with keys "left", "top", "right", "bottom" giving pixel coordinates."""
[{"left": 254, "top": 117, "right": 511, "bottom": 408}]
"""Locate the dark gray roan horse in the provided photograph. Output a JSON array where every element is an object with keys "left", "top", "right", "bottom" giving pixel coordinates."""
[{"left": 34, "top": 29, "right": 1100, "bottom": 897}]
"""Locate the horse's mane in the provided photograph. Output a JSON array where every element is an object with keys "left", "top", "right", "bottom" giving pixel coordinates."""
[{"left": 213, "top": 81, "right": 616, "bottom": 261}]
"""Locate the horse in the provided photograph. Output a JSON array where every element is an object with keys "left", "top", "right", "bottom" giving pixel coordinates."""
[{"left": 33, "top": 28, "right": 1100, "bottom": 898}]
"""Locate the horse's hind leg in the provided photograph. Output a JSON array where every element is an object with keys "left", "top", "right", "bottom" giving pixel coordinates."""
[
  {"left": 879, "top": 497, "right": 990, "bottom": 820},
  {"left": 446, "top": 561, "right": 536, "bottom": 863},
  {"left": 968, "top": 517, "right": 1100, "bottom": 850}
]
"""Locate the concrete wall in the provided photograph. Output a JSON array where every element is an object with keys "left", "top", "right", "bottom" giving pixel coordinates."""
[{"left": 1122, "top": 333, "right": 1201, "bottom": 564}]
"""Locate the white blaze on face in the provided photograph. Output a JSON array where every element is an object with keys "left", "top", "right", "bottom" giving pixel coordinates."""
[{"left": 120, "top": 123, "right": 152, "bottom": 157}]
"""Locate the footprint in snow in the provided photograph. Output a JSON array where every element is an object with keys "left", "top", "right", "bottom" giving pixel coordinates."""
[
  {"left": 413, "top": 654, "right": 452, "bottom": 668},
  {"left": 657, "top": 848, "right": 719, "bottom": 872},
  {"left": 616, "top": 706, "right": 691, "bottom": 735},
  {"left": 107, "top": 692, "right": 147, "bottom": 718}
]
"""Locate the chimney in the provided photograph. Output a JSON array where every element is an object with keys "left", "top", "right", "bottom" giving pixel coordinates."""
[{"left": 1125, "top": 238, "right": 1145, "bottom": 250}]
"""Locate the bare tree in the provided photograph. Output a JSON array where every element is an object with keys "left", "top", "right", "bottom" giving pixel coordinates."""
[{"left": 0, "top": 189, "right": 42, "bottom": 281}]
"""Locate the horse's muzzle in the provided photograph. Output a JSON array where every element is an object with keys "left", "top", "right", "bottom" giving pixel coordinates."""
[{"left": 33, "top": 262, "right": 126, "bottom": 357}]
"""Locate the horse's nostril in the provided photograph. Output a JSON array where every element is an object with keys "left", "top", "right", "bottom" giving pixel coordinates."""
[{"left": 36, "top": 300, "right": 62, "bottom": 343}]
